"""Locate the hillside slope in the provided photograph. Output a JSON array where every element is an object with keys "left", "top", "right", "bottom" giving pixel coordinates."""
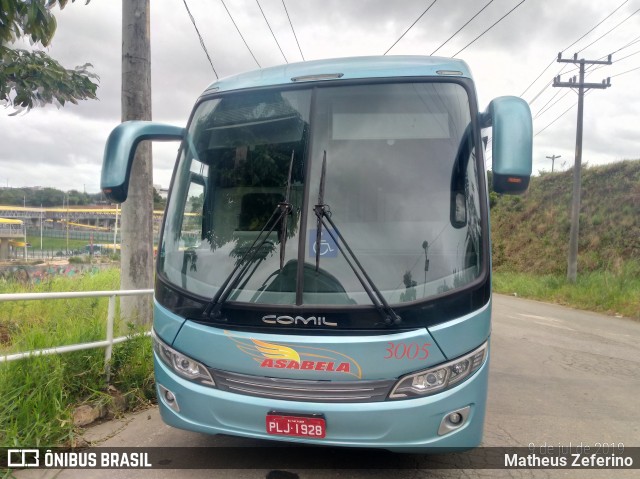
[{"left": 491, "top": 160, "right": 640, "bottom": 275}]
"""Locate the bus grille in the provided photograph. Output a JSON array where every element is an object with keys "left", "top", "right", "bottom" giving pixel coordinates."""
[{"left": 210, "top": 369, "right": 395, "bottom": 403}]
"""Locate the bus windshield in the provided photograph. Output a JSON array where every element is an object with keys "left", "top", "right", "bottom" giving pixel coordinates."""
[{"left": 158, "top": 81, "right": 483, "bottom": 307}]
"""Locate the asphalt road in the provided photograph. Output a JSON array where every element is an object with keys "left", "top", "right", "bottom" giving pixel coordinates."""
[{"left": 13, "top": 294, "right": 640, "bottom": 478}]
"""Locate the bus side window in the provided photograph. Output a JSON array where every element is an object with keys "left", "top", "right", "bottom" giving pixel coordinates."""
[{"left": 181, "top": 178, "right": 205, "bottom": 249}]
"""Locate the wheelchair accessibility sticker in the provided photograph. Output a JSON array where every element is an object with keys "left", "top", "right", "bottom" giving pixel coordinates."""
[{"left": 309, "top": 229, "right": 339, "bottom": 258}]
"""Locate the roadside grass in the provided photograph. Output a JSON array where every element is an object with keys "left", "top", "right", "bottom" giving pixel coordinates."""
[
  {"left": 0, "top": 269, "right": 155, "bottom": 447},
  {"left": 493, "top": 261, "right": 640, "bottom": 319},
  {"left": 25, "top": 235, "right": 87, "bottom": 252}
]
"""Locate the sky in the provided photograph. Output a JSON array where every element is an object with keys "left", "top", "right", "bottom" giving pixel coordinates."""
[{"left": 1, "top": 0, "right": 639, "bottom": 193}]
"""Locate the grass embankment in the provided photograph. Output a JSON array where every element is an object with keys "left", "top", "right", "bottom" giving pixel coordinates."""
[
  {"left": 491, "top": 160, "right": 640, "bottom": 319},
  {"left": 0, "top": 269, "right": 154, "bottom": 447}
]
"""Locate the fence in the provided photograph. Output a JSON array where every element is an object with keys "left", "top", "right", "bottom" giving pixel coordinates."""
[{"left": 0, "top": 289, "right": 154, "bottom": 379}]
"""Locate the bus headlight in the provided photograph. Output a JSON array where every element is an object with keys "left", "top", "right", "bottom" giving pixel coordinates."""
[
  {"left": 152, "top": 330, "right": 215, "bottom": 387},
  {"left": 389, "top": 342, "right": 487, "bottom": 399}
]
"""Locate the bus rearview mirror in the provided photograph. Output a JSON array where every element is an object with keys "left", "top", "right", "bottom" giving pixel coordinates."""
[
  {"left": 483, "top": 97, "right": 532, "bottom": 195},
  {"left": 101, "top": 121, "right": 185, "bottom": 203}
]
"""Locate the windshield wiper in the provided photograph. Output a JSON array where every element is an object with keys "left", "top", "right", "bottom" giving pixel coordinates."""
[
  {"left": 202, "top": 153, "right": 295, "bottom": 320},
  {"left": 313, "top": 153, "right": 402, "bottom": 326},
  {"left": 314, "top": 151, "right": 328, "bottom": 272}
]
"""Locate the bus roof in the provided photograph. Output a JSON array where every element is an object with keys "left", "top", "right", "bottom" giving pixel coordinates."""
[{"left": 203, "top": 55, "right": 472, "bottom": 95}]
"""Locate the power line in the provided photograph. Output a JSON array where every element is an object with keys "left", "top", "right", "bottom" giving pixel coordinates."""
[
  {"left": 220, "top": 0, "right": 262, "bottom": 68},
  {"left": 532, "top": 30, "right": 631, "bottom": 106},
  {"left": 577, "top": 6, "right": 640, "bottom": 54},
  {"left": 564, "top": 0, "right": 630, "bottom": 53},
  {"left": 430, "top": 0, "right": 494, "bottom": 55},
  {"left": 533, "top": 85, "right": 606, "bottom": 136},
  {"left": 182, "top": 0, "right": 219, "bottom": 79},
  {"left": 534, "top": 102, "right": 575, "bottom": 137},
  {"left": 613, "top": 47, "right": 640, "bottom": 62},
  {"left": 534, "top": 63, "right": 607, "bottom": 120},
  {"left": 527, "top": 63, "right": 569, "bottom": 105},
  {"left": 569, "top": 35, "right": 640, "bottom": 81},
  {"left": 558, "top": 38, "right": 640, "bottom": 78},
  {"left": 611, "top": 64, "right": 640, "bottom": 77},
  {"left": 520, "top": 58, "right": 556, "bottom": 97},
  {"left": 610, "top": 34, "right": 640, "bottom": 55},
  {"left": 256, "top": 0, "right": 288, "bottom": 63},
  {"left": 568, "top": 44, "right": 640, "bottom": 83},
  {"left": 282, "top": 0, "right": 305, "bottom": 61},
  {"left": 452, "top": 0, "right": 527, "bottom": 58},
  {"left": 384, "top": 0, "right": 438, "bottom": 55},
  {"left": 526, "top": 32, "right": 637, "bottom": 104},
  {"left": 534, "top": 89, "right": 569, "bottom": 119},
  {"left": 595, "top": 48, "right": 640, "bottom": 71},
  {"left": 520, "top": 0, "right": 629, "bottom": 97}
]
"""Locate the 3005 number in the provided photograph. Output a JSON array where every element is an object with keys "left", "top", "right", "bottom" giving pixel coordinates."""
[{"left": 384, "top": 342, "right": 431, "bottom": 360}]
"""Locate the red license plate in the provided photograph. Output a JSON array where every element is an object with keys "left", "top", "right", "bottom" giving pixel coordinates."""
[{"left": 266, "top": 413, "right": 326, "bottom": 438}]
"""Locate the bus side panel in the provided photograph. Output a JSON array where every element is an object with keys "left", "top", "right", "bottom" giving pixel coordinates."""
[
  {"left": 428, "top": 300, "right": 491, "bottom": 360},
  {"left": 154, "top": 300, "right": 187, "bottom": 345}
]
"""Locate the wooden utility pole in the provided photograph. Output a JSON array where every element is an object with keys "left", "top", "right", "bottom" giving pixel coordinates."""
[
  {"left": 553, "top": 53, "right": 611, "bottom": 283},
  {"left": 546, "top": 154, "right": 561, "bottom": 173},
  {"left": 121, "top": 0, "right": 153, "bottom": 324}
]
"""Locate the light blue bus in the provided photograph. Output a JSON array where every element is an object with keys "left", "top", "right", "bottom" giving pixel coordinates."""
[{"left": 101, "top": 56, "right": 531, "bottom": 451}]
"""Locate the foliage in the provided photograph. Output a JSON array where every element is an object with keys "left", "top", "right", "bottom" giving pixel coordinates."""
[
  {"left": 1, "top": 48, "right": 98, "bottom": 111},
  {"left": 0, "top": 269, "right": 155, "bottom": 447},
  {"left": 153, "top": 187, "right": 166, "bottom": 210},
  {"left": 491, "top": 160, "right": 640, "bottom": 275},
  {"left": 0, "top": 0, "right": 98, "bottom": 112},
  {"left": 67, "top": 255, "right": 89, "bottom": 263},
  {"left": 0, "top": 186, "right": 101, "bottom": 206}
]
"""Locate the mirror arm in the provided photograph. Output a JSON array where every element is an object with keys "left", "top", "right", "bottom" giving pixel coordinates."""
[{"left": 478, "top": 111, "right": 492, "bottom": 129}]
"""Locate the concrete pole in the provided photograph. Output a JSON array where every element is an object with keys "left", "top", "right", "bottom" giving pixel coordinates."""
[
  {"left": 546, "top": 154, "right": 561, "bottom": 173},
  {"left": 121, "top": 0, "right": 153, "bottom": 325},
  {"left": 566, "top": 61, "right": 585, "bottom": 283},
  {"left": 553, "top": 53, "right": 611, "bottom": 283}
]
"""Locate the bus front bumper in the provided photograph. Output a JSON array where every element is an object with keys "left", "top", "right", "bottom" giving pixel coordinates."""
[{"left": 154, "top": 354, "right": 489, "bottom": 452}]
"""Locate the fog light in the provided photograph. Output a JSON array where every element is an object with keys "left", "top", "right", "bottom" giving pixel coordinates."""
[
  {"left": 448, "top": 412, "right": 463, "bottom": 425},
  {"left": 158, "top": 384, "right": 180, "bottom": 412},
  {"left": 438, "top": 406, "right": 470, "bottom": 436}
]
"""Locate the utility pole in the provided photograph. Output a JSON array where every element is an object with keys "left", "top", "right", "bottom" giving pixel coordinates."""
[
  {"left": 553, "top": 53, "right": 611, "bottom": 283},
  {"left": 546, "top": 154, "right": 561, "bottom": 173},
  {"left": 121, "top": 0, "right": 153, "bottom": 325}
]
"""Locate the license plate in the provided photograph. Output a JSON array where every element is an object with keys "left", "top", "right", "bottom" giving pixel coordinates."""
[{"left": 266, "top": 412, "right": 326, "bottom": 438}]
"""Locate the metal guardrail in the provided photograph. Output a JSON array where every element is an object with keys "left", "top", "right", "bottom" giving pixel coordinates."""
[{"left": 0, "top": 289, "right": 154, "bottom": 379}]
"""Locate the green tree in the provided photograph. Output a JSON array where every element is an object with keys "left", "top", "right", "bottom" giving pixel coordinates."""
[
  {"left": 66, "top": 189, "right": 91, "bottom": 205},
  {"left": 0, "top": 0, "right": 98, "bottom": 112},
  {"left": 153, "top": 187, "right": 166, "bottom": 210}
]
